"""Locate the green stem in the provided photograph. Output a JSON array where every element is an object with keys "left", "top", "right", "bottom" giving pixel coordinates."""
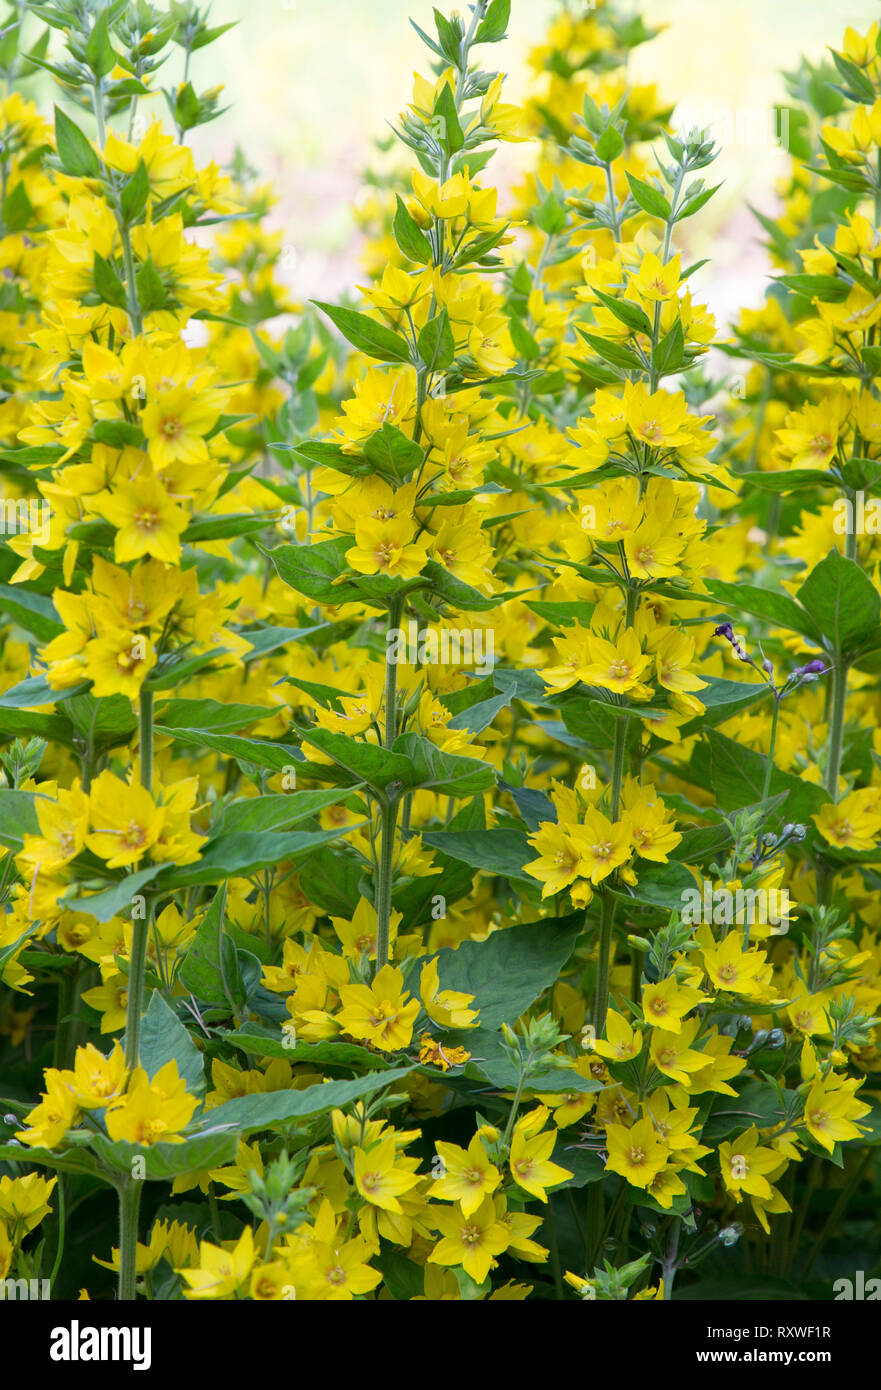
[
  {"left": 48, "top": 1175, "right": 66, "bottom": 1297},
  {"left": 661, "top": 1216, "right": 681, "bottom": 1300},
  {"left": 374, "top": 597, "right": 405, "bottom": 974},
  {"left": 824, "top": 655, "right": 847, "bottom": 801},
  {"left": 118, "top": 1178, "right": 143, "bottom": 1301},
  {"left": 124, "top": 689, "right": 155, "bottom": 1070},
  {"left": 374, "top": 799, "right": 399, "bottom": 974},
  {"left": 761, "top": 694, "right": 780, "bottom": 803},
  {"left": 593, "top": 891, "right": 616, "bottom": 1035},
  {"left": 139, "top": 688, "right": 153, "bottom": 793}
]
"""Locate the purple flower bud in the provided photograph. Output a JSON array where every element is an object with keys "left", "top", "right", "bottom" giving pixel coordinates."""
[
  {"left": 762, "top": 658, "right": 774, "bottom": 676},
  {"left": 713, "top": 623, "right": 734, "bottom": 641}
]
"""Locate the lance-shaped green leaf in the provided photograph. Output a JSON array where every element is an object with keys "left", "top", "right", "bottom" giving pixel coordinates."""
[
  {"left": 422, "top": 826, "right": 534, "bottom": 880},
  {"left": 221, "top": 1026, "right": 392, "bottom": 1072},
  {"left": 312, "top": 300, "right": 411, "bottom": 362},
  {"left": 0, "top": 1140, "right": 106, "bottom": 1180},
  {"left": 178, "top": 885, "right": 242, "bottom": 1008},
  {"left": 421, "top": 914, "right": 582, "bottom": 1031},
  {"left": 63, "top": 865, "right": 161, "bottom": 923},
  {"left": 54, "top": 105, "right": 100, "bottom": 178},
  {"left": 0, "top": 788, "right": 40, "bottom": 848},
  {"left": 214, "top": 789, "right": 354, "bottom": 835},
  {"left": 151, "top": 729, "right": 301, "bottom": 774},
  {"left": 188, "top": 1067, "right": 413, "bottom": 1136},
  {"left": 392, "top": 733, "right": 495, "bottom": 798},
  {"left": 363, "top": 423, "right": 423, "bottom": 479},
  {"left": 155, "top": 826, "right": 360, "bottom": 889},
  {"left": 700, "top": 729, "right": 830, "bottom": 826},
  {"left": 393, "top": 195, "right": 432, "bottom": 264},
  {"left": 270, "top": 536, "right": 405, "bottom": 609},
  {"left": 137, "top": 990, "right": 206, "bottom": 1099},
  {"left": 418, "top": 308, "right": 455, "bottom": 372},
  {"left": 796, "top": 549, "right": 881, "bottom": 653},
  {"left": 0, "top": 584, "right": 62, "bottom": 641},
  {"left": 703, "top": 578, "right": 822, "bottom": 644},
  {"left": 90, "top": 1130, "right": 237, "bottom": 1181},
  {"left": 155, "top": 699, "right": 276, "bottom": 733}
]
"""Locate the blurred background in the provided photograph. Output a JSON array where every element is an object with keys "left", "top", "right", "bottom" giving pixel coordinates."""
[{"left": 158, "top": 1, "right": 879, "bottom": 325}]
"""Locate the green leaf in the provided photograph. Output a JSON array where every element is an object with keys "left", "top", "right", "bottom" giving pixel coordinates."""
[
  {"left": 214, "top": 789, "right": 351, "bottom": 835},
  {"left": 474, "top": 0, "right": 510, "bottom": 43},
  {"left": 0, "top": 584, "right": 62, "bottom": 641},
  {"left": 156, "top": 827, "right": 357, "bottom": 889},
  {"left": 434, "top": 83, "right": 464, "bottom": 154},
  {"left": 0, "top": 1141, "right": 105, "bottom": 1180},
  {"left": 222, "top": 1027, "right": 390, "bottom": 1072},
  {"left": 271, "top": 536, "right": 404, "bottom": 609},
  {"left": 703, "top": 578, "right": 822, "bottom": 643},
  {"left": 93, "top": 252, "right": 128, "bottom": 310},
  {"left": 137, "top": 990, "right": 206, "bottom": 1099},
  {"left": 312, "top": 300, "right": 411, "bottom": 363},
  {"left": 155, "top": 699, "right": 275, "bottom": 734},
  {"left": 591, "top": 289, "right": 652, "bottom": 336},
  {"left": 418, "top": 309, "right": 455, "bottom": 372},
  {"left": 54, "top": 105, "right": 100, "bottom": 178},
  {"left": 595, "top": 126, "right": 624, "bottom": 162},
  {"left": 85, "top": 6, "right": 116, "bottom": 76},
  {"left": 90, "top": 1130, "right": 236, "bottom": 1182},
  {"left": 422, "top": 827, "right": 533, "bottom": 880},
  {"left": 363, "top": 423, "right": 423, "bottom": 480},
  {"left": 2, "top": 180, "right": 33, "bottom": 232},
  {"left": 393, "top": 195, "right": 432, "bottom": 264},
  {"left": 178, "top": 886, "right": 243, "bottom": 1009},
  {"left": 701, "top": 730, "right": 830, "bottom": 826},
  {"left": 135, "top": 257, "right": 166, "bottom": 312},
  {"left": 120, "top": 160, "right": 150, "bottom": 224},
  {"left": 796, "top": 549, "right": 881, "bottom": 652},
  {"left": 575, "top": 328, "right": 644, "bottom": 371},
  {"left": 63, "top": 866, "right": 161, "bottom": 923},
  {"left": 393, "top": 732, "right": 496, "bottom": 798},
  {"left": 653, "top": 317, "right": 685, "bottom": 376},
  {"left": 189, "top": 1068, "right": 413, "bottom": 1136},
  {"left": 425, "top": 914, "right": 582, "bottom": 1031},
  {"left": 153, "top": 728, "right": 300, "bottom": 774},
  {"left": 626, "top": 172, "right": 671, "bottom": 219}
]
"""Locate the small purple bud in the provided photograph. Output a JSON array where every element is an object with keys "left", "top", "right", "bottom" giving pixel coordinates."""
[
  {"left": 713, "top": 623, "right": 734, "bottom": 641},
  {"left": 762, "top": 658, "right": 774, "bottom": 676}
]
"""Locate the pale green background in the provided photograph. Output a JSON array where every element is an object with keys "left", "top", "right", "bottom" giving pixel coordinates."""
[{"left": 169, "top": 1, "right": 880, "bottom": 318}]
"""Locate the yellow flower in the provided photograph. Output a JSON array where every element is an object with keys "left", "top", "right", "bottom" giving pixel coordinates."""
[
  {"left": 629, "top": 251, "right": 682, "bottom": 301},
  {"left": 428, "top": 1194, "right": 511, "bottom": 1283},
  {"left": 509, "top": 1109, "right": 572, "bottom": 1201},
  {"left": 569, "top": 808, "right": 632, "bottom": 885},
  {"left": 642, "top": 974, "right": 704, "bottom": 1033},
  {"left": 105, "top": 1061, "right": 198, "bottom": 1145},
  {"left": 0, "top": 1173, "right": 57, "bottom": 1232},
  {"left": 336, "top": 964, "right": 420, "bottom": 1051},
  {"left": 430, "top": 1133, "right": 501, "bottom": 1215},
  {"left": 353, "top": 1135, "right": 422, "bottom": 1212},
  {"left": 17, "top": 1070, "right": 79, "bottom": 1149},
  {"left": 419, "top": 958, "right": 479, "bottom": 1029},
  {"left": 803, "top": 1073, "right": 870, "bottom": 1153},
  {"left": 97, "top": 472, "right": 189, "bottom": 565},
  {"left": 813, "top": 788, "right": 881, "bottom": 850},
  {"left": 719, "top": 1127, "right": 782, "bottom": 1201},
  {"left": 69, "top": 1042, "right": 127, "bottom": 1109},
  {"left": 604, "top": 1115, "right": 669, "bottom": 1189},
  {"left": 593, "top": 1009, "right": 643, "bottom": 1063},
  {"left": 179, "top": 1226, "right": 256, "bottom": 1300}
]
